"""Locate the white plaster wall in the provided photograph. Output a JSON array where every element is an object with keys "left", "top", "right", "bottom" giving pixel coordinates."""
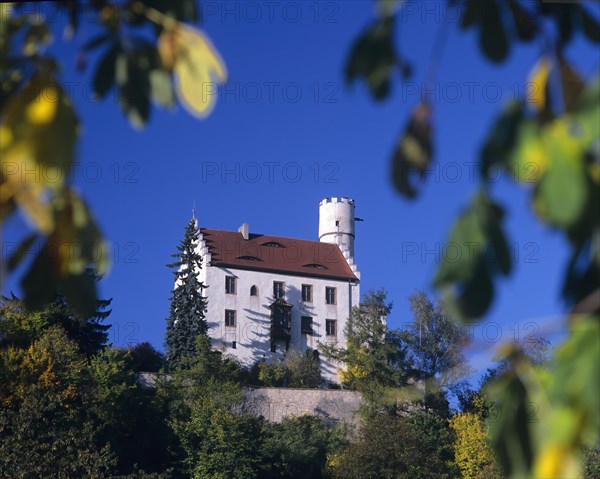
[
  {"left": 201, "top": 264, "right": 359, "bottom": 384},
  {"left": 318, "top": 197, "right": 355, "bottom": 258}
]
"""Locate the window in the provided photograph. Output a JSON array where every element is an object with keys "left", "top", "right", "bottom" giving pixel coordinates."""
[
  {"left": 303, "top": 263, "right": 327, "bottom": 270},
  {"left": 325, "top": 287, "right": 336, "bottom": 305},
  {"left": 301, "top": 316, "right": 313, "bottom": 335},
  {"left": 273, "top": 281, "right": 285, "bottom": 299},
  {"left": 301, "top": 284, "right": 313, "bottom": 302},
  {"left": 262, "top": 241, "right": 285, "bottom": 248},
  {"left": 225, "top": 276, "right": 236, "bottom": 294},
  {"left": 225, "top": 310, "right": 236, "bottom": 327},
  {"left": 326, "top": 319, "right": 337, "bottom": 337},
  {"left": 250, "top": 285, "right": 258, "bottom": 296},
  {"left": 232, "top": 341, "right": 237, "bottom": 349},
  {"left": 237, "top": 255, "right": 262, "bottom": 262}
]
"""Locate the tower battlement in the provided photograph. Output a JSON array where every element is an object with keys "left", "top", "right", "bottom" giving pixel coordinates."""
[{"left": 319, "top": 197, "right": 355, "bottom": 206}]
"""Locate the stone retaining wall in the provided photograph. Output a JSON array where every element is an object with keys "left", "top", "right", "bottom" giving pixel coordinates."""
[
  {"left": 242, "top": 387, "right": 362, "bottom": 425},
  {"left": 137, "top": 373, "right": 363, "bottom": 425}
]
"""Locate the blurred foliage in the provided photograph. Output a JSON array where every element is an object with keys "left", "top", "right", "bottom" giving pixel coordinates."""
[
  {"left": 347, "top": 1, "right": 600, "bottom": 477},
  {"left": 0, "top": 282, "right": 111, "bottom": 356},
  {"left": 1, "top": 1, "right": 226, "bottom": 316}
]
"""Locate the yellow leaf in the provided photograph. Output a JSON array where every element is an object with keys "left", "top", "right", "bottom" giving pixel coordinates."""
[
  {"left": 1, "top": 75, "right": 79, "bottom": 232},
  {"left": 172, "top": 26, "right": 227, "bottom": 118},
  {"left": 533, "top": 444, "right": 581, "bottom": 479},
  {"left": 1, "top": 142, "right": 53, "bottom": 233},
  {"left": 528, "top": 56, "right": 551, "bottom": 112},
  {"left": 26, "top": 85, "right": 59, "bottom": 124},
  {"left": 511, "top": 122, "right": 549, "bottom": 182},
  {"left": 0, "top": 125, "right": 13, "bottom": 149},
  {"left": 158, "top": 29, "right": 178, "bottom": 71}
]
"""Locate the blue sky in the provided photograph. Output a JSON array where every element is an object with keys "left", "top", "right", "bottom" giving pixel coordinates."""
[{"left": 3, "top": 1, "right": 598, "bottom": 381}]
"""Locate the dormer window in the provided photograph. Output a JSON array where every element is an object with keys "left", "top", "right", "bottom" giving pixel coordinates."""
[
  {"left": 237, "top": 255, "right": 262, "bottom": 262},
  {"left": 262, "top": 241, "right": 285, "bottom": 248},
  {"left": 303, "top": 263, "right": 327, "bottom": 270}
]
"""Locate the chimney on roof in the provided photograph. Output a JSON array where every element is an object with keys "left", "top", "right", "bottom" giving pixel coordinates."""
[{"left": 238, "top": 223, "right": 249, "bottom": 240}]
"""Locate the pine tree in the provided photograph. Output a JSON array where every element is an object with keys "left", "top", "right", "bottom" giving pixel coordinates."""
[{"left": 165, "top": 218, "right": 208, "bottom": 370}]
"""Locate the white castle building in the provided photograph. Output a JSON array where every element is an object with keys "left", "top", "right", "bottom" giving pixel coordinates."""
[{"left": 195, "top": 197, "right": 360, "bottom": 385}]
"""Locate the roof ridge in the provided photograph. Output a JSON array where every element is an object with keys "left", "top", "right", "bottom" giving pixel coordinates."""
[{"left": 200, "top": 227, "right": 326, "bottom": 244}]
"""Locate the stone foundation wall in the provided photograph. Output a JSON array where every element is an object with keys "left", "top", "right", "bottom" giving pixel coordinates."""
[
  {"left": 242, "top": 387, "right": 362, "bottom": 425},
  {"left": 137, "top": 373, "right": 363, "bottom": 425}
]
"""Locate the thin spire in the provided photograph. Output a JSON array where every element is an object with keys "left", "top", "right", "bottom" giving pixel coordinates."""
[{"left": 191, "top": 200, "right": 199, "bottom": 228}]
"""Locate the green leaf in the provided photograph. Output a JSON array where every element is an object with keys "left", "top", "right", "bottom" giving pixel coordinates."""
[
  {"left": 509, "top": 0, "right": 537, "bottom": 42},
  {"left": 480, "top": 101, "right": 524, "bottom": 181},
  {"left": 452, "top": 259, "right": 494, "bottom": 322},
  {"left": 434, "top": 192, "right": 510, "bottom": 322},
  {"left": 533, "top": 152, "right": 587, "bottom": 227},
  {"left": 558, "top": 60, "right": 585, "bottom": 114},
  {"left": 433, "top": 198, "right": 486, "bottom": 286},
  {"left": 479, "top": 1, "right": 510, "bottom": 63},
  {"left": 574, "top": 74, "right": 600, "bottom": 129},
  {"left": 149, "top": 68, "right": 174, "bottom": 107},
  {"left": 489, "top": 370, "right": 535, "bottom": 478},
  {"left": 460, "top": 0, "right": 481, "bottom": 30},
  {"left": 81, "top": 33, "right": 111, "bottom": 52},
  {"left": 556, "top": 5, "right": 575, "bottom": 45},
  {"left": 391, "top": 103, "right": 434, "bottom": 198},
  {"left": 345, "top": 17, "right": 398, "bottom": 100},
  {"left": 93, "top": 43, "right": 120, "bottom": 99},
  {"left": 22, "top": 240, "right": 58, "bottom": 311},
  {"left": 480, "top": 199, "right": 512, "bottom": 276},
  {"left": 23, "top": 22, "right": 52, "bottom": 55},
  {"left": 7, "top": 233, "right": 38, "bottom": 272},
  {"left": 59, "top": 272, "right": 98, "bottom": 319},
  {"left": 21, "top": 190, "right": 107, "bottom": 317},
  {"left": 510, "top": 120, "right": 547, "bottom": 183},
  {"left": 580, "top": 5, "right": 600, "bottom": 43},
  {"left": 118, "top": 51, "right": 151, "bottom": 128}
]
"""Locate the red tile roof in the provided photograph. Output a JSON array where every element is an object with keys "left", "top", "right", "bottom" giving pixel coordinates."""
[{"left": 199, "top": 228, "right": 358, "bottom": 281}]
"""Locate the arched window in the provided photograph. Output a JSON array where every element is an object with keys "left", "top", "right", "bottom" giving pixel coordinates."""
[{"left": 250, "top": 285, "right": 258, "bottom": 296}]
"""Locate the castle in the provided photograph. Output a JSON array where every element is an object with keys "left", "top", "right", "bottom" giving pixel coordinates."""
[{"left": 194, "top": 197, "right": 361, "bottom": 385}]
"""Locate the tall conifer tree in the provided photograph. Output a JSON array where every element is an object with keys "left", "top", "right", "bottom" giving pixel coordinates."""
[{"left": 165, "top": 218, "right": 208, "bottom": 369}]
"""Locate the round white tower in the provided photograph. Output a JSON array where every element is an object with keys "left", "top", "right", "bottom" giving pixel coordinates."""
[{"left": 318, "top": 197, "right": 355, "bottom": 258}]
